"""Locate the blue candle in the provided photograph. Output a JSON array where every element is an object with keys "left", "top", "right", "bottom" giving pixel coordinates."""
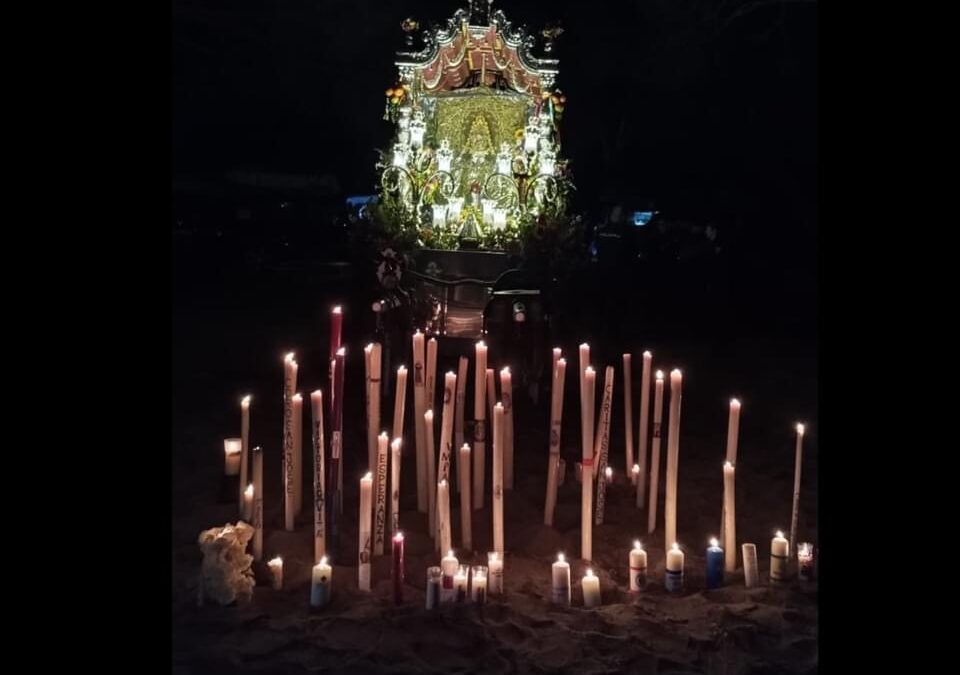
[{"left": 706, "top": 538, "right": 724, "bottom": 589}]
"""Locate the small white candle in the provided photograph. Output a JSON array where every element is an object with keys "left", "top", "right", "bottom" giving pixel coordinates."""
[
  {"left": 268, "top": 556, "right": 283, "bottom": 590},
  {"left": 441, "top": 550, "right": 459, "bottom": 603},
  {"left": 358, "top": 472, "right": 374, "bottom": 591},
  {"left": 665, "top": 542, "right": 684, "bottom": 593},
  {"left": 629, "top": 540, "right": 647, "bottom": 592},
  {"left": 488, "top": 551, "right": 504, "bottom": 595},
  {"left": 454, "top": 564, "right": 469, "bottom": 602},
  {"left": 581, "top": 568, "right": 601, "bottom": 608},
  {"left": 310, "top": 556, "right": 332, "bottom": 608},
  {"left": 632, "top": 464, "right": 640, "bottom": 489},
  {"left": 742, "top": 543, "right": 760, "bottom": 588},
  {"left": 770, "top": 530, "right": 789, "bottom": 583},
  {"left": 798, "top": 542, "right": 815, "bottom": 581},
  {"left": 223, "top": 438, "right": 242, "bottom": 476},
  {"left": 470, "top": 565, "right": 488, "bottom": 604},
  {"left": 243, "top": 483, "right": 254, "bottom": 522},
  {"left": 551, "top": 553, "right": 571, "bottom": 606}
]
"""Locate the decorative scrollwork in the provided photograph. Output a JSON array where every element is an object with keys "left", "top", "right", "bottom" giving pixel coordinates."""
[
  {"left": 524, "top": 174, "right": 559, "bottom": 213},
  {"left": 482, "top": 172, "right": 520, "bottom": 209}
]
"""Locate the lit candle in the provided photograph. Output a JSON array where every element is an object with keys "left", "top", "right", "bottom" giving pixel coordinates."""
[
  {"left": 454, "top": 356, "right": 468, "bottom": 491},
  {"left": 623, "top": 353, "right": 634, "bottom": 484},
  {"left": 243, "top": 483, "right": 254, "bottom": 522},
  {"left": 311, "top": 390, "right": 326, "bottom": 562},
  {"left": 500, "top": 368, "right": 514, "bottom": 491},
  {"left": 240, "top": 395, "right": 251, "bottom": 513},
  {"left": 488, "top": 551, "right": 504, "bottom": 595},
  {"left": 392, "top": 366, "right": 407, "bottom": 449},
  {"left": 665, "top": 543, "right": 684, "bottom": 593},
  {"left": 310, "top": 556, "right": 332, "bottom": 608},
  {"left": 425, "top": 566, "right": 442, "bottom": 609},
  {"left": 438, "top": 372, "right": 457, "bottom": 489},
  {"left": 292, "top": 393, "right": 303, "bottom": 518},
  {"left": 646, "top": 371, "right": 665, "bottom": 534},
  {"left": 426, "top": 338, "right": 437, "bottom": 420},
  {"left": 454, "top": 565, "right": 469, "bottom": 602},
  {"left": 632, "top": 464, "right": 640, "bottom": 490},
  {"left": 637, "top": 351, "right": 652, "bottom": 506},
  {"left": 458, "top": 444, "right": 472, "bottom": 550},
  {"left": 331, "top": 348, "right": 346, "bottom": 528},
  {"left": 473, "top": 341, "right": 488, "bottom": 510},
  {"left": 552, "top": 347, "right": 562, "bottom": 381},
  {"left": 798, "top": 543, "right": 815, "bottom": 581},
  {"left": 706, "top": 537, "right": 724, "bottom": 589},
  {"left": 390, "top": 438, "right": 402, "bottom": 536},
  {"left": 364, "top": 345, "right": 374, "bottom": 478},
  {"left": 629, "top": 541, "right": 647, "bottom": 592},
  {"left": 551, "top": 553, "right": 571, "bottom": 606},
  {"left": 438, "top": 479, "right": 452, "bottom": 556},
  {"left": 223, "top": 438, "right": 242, "bottom": 476},
  {"left": 412, "top": 331, "right": 427, "bottom": 513},
  {"left": 493, "top": 402, "right": 505, "bottom": 554},
  {"left": 392, "top": 532, "right": 405, "bottom": 604},
  {"left": 358, "top": 472, "right": 373, "bottom": 591},
  {"left": 252, "top": 445, "right": 264, "bottom": 561},
  {"left": 329, "top": 306, "right": 343, "bottom": 361},
  {"left": 268, "top": 556, "right": 283, "bottom": 590},
  {"left": 470, "top": 566, "right": 488, "bottom": 604},
  {"left": 604, "top": 467, "right": 613, "bottom": 484},
  {"left": 283, "top": 353, "right": 298, "bottom": 532},
  {"left": 544, "top": 357, "right": 567, "bottom": 525},
  {"left": 789, "top": 423, "right": 806, "bottom": 561},
  {"left": 594, "top": 366, "right": 614, "bottom": 526},
  {"left": 486, "top": 368, "right": 495, "bottom": 431},
  {"left": 742, "top": 543, "right": 759, "bottom": 588},
  {"left": 581, "top": 569, "right": 601, "bottom": 608},
  {"left": 723, "top": 462, "right": 736, "bottom": 573},
  {"left": 581, "top": 366, "right": 596, "bottom": 561},
  {"left": 770, "top": 531, "right": 789, "bottom": 584},
  {"left": 720, "top": 399, "right": 741, "bottom": 543},
  {"left": 369, "top": 344, "right": 383, "bottom": 484},
  {"left": 424, "top": 410, "right": 437, "bottom": 540},
  {"left": 441, "top": 550, "right": 459, "bottom": 603},
  {"left": 374, "top": 433, "right": 389, "bottom": 555},
  {"left": 664, "top": 369, "right": 683, "bottom": 553}
]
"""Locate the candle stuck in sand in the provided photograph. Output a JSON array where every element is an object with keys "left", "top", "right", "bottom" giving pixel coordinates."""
[
  {"left": 488, "top": 551, "right": 504, "bottom": 595},
  {"left": 582, "top": 569, "right": 601, "bottom": 608},
  {"left": 223, "top": 438, "right": 242, "bottom": 476},
  {"left": 665, "top": 543, "right": 684, "bottom": 593},
  {"left": 551, "top": 553, "right": 571, "bottom": 606},
  {"left": 268, "top": 556, "right": 283, "bottom": 590},
  {"left": 310, "top": 556, "right": 332, "bottom": 608},
  {"left": 770, "top": 530, "right": 789, "bottom": 584},
  {"left": 706, "top": 537, "right": 724, "bottom": 589},
  {"left": 629, "top": 540, "right": 647, "bottom": 592}
]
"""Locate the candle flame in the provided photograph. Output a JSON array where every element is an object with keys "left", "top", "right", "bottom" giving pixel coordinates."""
[
  {"left": 269, "top": 556, "right": 282, "bottom": 565},
  {"left": 461, "top": 443, "right": 471, "bottom": 451},
  {"left": 398, "top": 365, "right": 407, "bottom": 372},
  {"left": 558, "top": 357, "right": 566, "bottom": 366},
  {"left": 553, "top": 347, "right": 562, "bottom": 355},
  {"left": 586, "top": 568, "right": 595, "bottom": 577},
  {"left": 724, "top": 460, "right": 734, "bottom": 469},
  {"left": 558, "top": 552, "right": 565, "bottom": 562},
  {"left": 671, "top": 542, "right": 680, "bottom": 551},
  {"left": 284, "top": 352, "right": 296, "bottom": 363},
  {"left": 392, "top": 438, "right": 402, "bottom": 450},
  {"left": 320, "top": 556, "right": 328, "bottom": 565},
  {"left": 363, "top": 471, "right": 373, "bottom": 480},
  {"left": 776, "top": 530, "right": 784, "bottom": 539},
  {"left": 710, "top": 537, "right": 720, "bottom": 548},
  {"left": 365, "top": 343, "right": 373, "bottom": 352},
  {"left": 671, "top": 368, "right": 682, "bottom": 377},
  {"left": 796, "top": 423, "right": 805, "bottom": 434},
  {"left": 655, "top": 370, "right": 664, "bottom": 380},
  {"left": 332, "top": 306, "right": 342, "bottom": 314},
  {"left": 446, "top": 370, "right": 456, "bottom": 377},
  {"left": 643, "top": 350, "right": 652, "bottom": 358},
  {"left": 245, "top": 484, "right": 254, "bottom": 497},
  {"left": 634, "top": 540, "right": 642, "bottom": 550},
  {"left": 730, "top": 398, "right": 741, "bottom": 407},
  {"left": 336, "top": 347, "right": 346, "bottom": 356},
  {"left": 501, "top": 366, "right": 510, "bottom": 375},
  {"left": 439, "top": 478, "right": 447, "bottom": 487},
  {"left": 579, "top": 343, "right": 589, "bottom": 349},
  {"left": 395, "top": 531, "right": 404, "bottom": 541},
  {"left": 605, "top": 467, "right": 613, "bottom": 477},
  {"left": 242, "top": 395, "right": 252, "bottom": 405},
  {"left": 425, "top": 409, "right": 433, "bottom": 420},
  {"left": 495, "top": 402, "right": 504, "bottom": 410},
  {"left": 632, "top": 464, "right": 640, "bottom": 473},
  {"left": 477, "top": 340, "right": 486, "bottom": 348},
  {"left": 292, "top": 393, "right": 302, "bottom": 402},
  {"left": 585, "top": 366, "right": 595, "bottom": 375},
  {"left": 489, "top": 551, "right": 498, "bottom": 562}
]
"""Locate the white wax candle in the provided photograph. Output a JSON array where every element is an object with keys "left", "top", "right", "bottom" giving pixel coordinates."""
[
  {"left": 426, "top": 566, "right": 442, "bottom": 610},
  {"left": 473, "top": 341, "right": 487, "bottom": 510},
  {"left": 623, "top": 354, "right": 634, "bottom": 483},
  {"left": 798, "top": 542, "right": 814, "bottom": 581},
  {"left": 424, "top": 410, "right": 437, "bottom": 540},
  {"left": 632, "top": 464, "right": 641, "bottom": 491},
  {"left": 789, "top": 423, "right": 806, "bottom": 560},
  {"left": 252, "top": 446, "right": 264, "bottom": 561},
  {"left": 374, "top": 432, "right": 389, "bottom": 556},
  {"left": 544, "top": 357, "right": 567, "bottom": 525},
  {"left": 310, "top": 391, "right": 326, "bottom": 562},
  {"left": 470, "top": 566, "right": 488, "bottom": 604},
  {"left": 582, "top": 569, "right": 601, "bottom": 608},
  {"left": 392, "top": 366, "right": 407, "bottom": 448},
  {"left": 581, "top": 367, "right": 596, "bottom": 561},
  {"left": 742, "top": 543, "right": 759, "bottom": 588},
  {"left": 493, "top": 402, "right": 505, "bottom": 554},
  {"left": 629, "top": 541, "right": 648, "bottom": 592},
  {"left": 412, "top": 331, "right": 427, "bottom": 513},
  {"left": 292, "top": 394, "right": 303, "bottom": 518},
  {"left": 664, "top": 369, "right": 683, "bottom": 553},
  {"left": 438, "top": 479, "right": 452, "bottom": 556},
  {"left": 358, "top": 472, "right": 373, "bottom": 591},
  {"left": 501, "top": 367, "right": 515, "bottom": 490},
  {"left": 594, "top": 366, "right": 614, "bottom": 526},
  {"left": 488, "top": 551, "right": 504, "bottom": 595},
  {"left": 224, "top": 438, "right": 242, "bottom": 476},
  {"left": 636, "top": 351, "right": 652, "bottom": 506},
  {"left": 365, "top": 345, "right": 374, "bottom": 480},
  {"left": 458, "top": 444, "right": 472, "bottom": 550},
  {"left": 437, "top": 370, "right": 457, "bottom": 546},
  {"left": 454, "top": 356, "right": 468, "bottom": 491},
  {"left": 720, "top": 398, "right": 741, "bottom": 544},
  {"left": 486, "top": 368, "right": 495, "bottom": 429},
  {"left": 426, "top": 337, "right": 437, "bottom": 417},
  {"left": 646, "top": 372, "right": 665, "bottom": 534},
  {"left": 390, "top": 438, "right": 402, "bottom": 536},
  {"left": 665, "top": 542, "right": 684, "bottom": 592},
  {"left": 454, "top": 564, "right": 469, "bottom": 602},
  {"left": 268, "top": 556, "right": 283, "bottom": 590},
  {"left": 283, "top": 353, "right": 298, "bottom": 532},
  {"left": 243, "top": 483, "right": 254, "bottom": 522},
  {"left": 551, "top": 553, "right": 571, "bottom": 605},
  {"left": 240, "top": 395, "right": 251, "bottom": 512},
  {"left": 369, "top": 343, "right": 383, "bottom": 483},
  {"left": 723, "top": 462, "right": 737, "bottom": 572},
  {"left": 552, "top": 347, "right": 562, "bottom": 381},
  {"left": 310, "top": 557, "right": 332, "bottom": 608},
  {"left": 770, "top": 531, "right": 789, "bottom": 583},
  {"left": 441, "top": 550, "right": 459, "bottom": 603}
]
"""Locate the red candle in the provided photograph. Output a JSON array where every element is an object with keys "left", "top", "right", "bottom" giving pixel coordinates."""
[{"left": 392, "top": 532, "right": 405, "bottom": 604}]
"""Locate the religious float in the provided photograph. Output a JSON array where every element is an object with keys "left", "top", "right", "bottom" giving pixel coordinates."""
[{"left": 366, "top": 1, "right": 582, "bottom": 395}]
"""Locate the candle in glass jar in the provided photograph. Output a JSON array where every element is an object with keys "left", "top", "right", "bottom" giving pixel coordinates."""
[
  {"left": 742, "top": 543, "right": 759, "bottom": 588},
  {"left": 706, "top": 538, "right": 724, "bottom": 589},
  {"left": 798, "top": 543, "right": 815, "bottom": 581},
  {"left": 224, "top": 438, "right": 242, "bottom": 476},
  {"left": 665, "top": 543, "right": 684, "bottom": 593},
  {"left": 425, "top": 566, "right": 442, "bottom": 609},
  {"left": 243, "top": 483, "right": 254, "bottom": 522},
  {"left": 770, "top": 531, "right": 789, "bottom": 584},
  {"left": 441, "top": 550, "right": 459, "bottom": 603},
  {"left": 551, "top": 553, "right": 571, "bottom": 606},
  {"left": 629, "top": 541, "right": 647, "bottom": 592},
  {"left": 268, "top": 556, "right": 283, "bottom": 590},
  {"left": 392, "top": 532, "right": 405, "bottom": 604},
  {"left": 488, "top": 551, "right": 504, "bottom": 595},
  {"left": 454, "top": 565, "right": 469, "bottom": 602},
  {"left": 310, "top": 556, "right": 332, "bottom": 608},
  {"left": 471, "top": 566, "right": 488, "bottom": 604},
  {"left": 581, "top": 569, "right": 601, "bottom": 608}
]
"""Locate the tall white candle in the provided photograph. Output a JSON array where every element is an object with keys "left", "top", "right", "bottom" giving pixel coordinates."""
[
  {"left": 426, "top": 337, "right": 438, "bottom": 419},
  {"left": 488, "top": 551, "right": 504, "bottom": 594},
  {"left": 365, "top": 345, "right": 373, "bottom": 472},
  {"left": 664, "top": 369, "right": 683, "bottom": 553},
  {"left": 551, "top": 553, "right": 571, "bottom": 605},
  {"left": 665, "top": 542, "right": 684, "bottom": 593},
  {"left": 358, "top": 472, "right": 373, "bottom": 591},
  {"left": 374, "top": 432, "right": 389, "bottom": 555},
  {"left": 723, "top": 461, "right": 736, "bottom": 573},
  {"left": 646, "top": 372, "right": 665, "bottom": 534},
  {"left": 720, "top": 398, "right": 741, "bottom": 543},
  {"left": 629, "top": 541, "right": 647, "bottom": 592},
  {"left": 492, "top": 402, "right": 505, "bottom": 554},
  {"left": 311, "top": 390, "right": 326, "bottom": 562},
  {"left": 486, "top": 368, "right": 496, "bottom": 431},
  {"left": 424, "top": 410, "right": 437, "bottom": 540},
  {"left": 240, "top": 395, "right": 251, "bottom": 511},
  {"left": 438, "top": 371, "right": 457, "bottom": 494},
  {"left": 268, "top": 556, "right": 283, "bottom": 590},
  {"left": 224, "top": 438, "right": 242, "bottom": 476},
  {"left": 454, "top": 356, "right": 468, "bottom": 492},
  {"left": 552, "top": 347, "right": 562, "bottom": 381},
  {"left": 473, "top": 341, "right": 488, "bottom": 510},
  {"left": 369, "top": 344, "right": 383, "bottom": 486},
  {"left": 283, "top": 354, "right": 298, "bottom": 531},
  {"left": 392, "top": 366, "right": 407, "bottom": 449},
  {"left": 637, "top": 351, "right": 652, "bottom": 505},
  {"left": 252, "top": 445, "right": 264, "bottom": 561},
  {"left": 770, "top": 530, "right": 789, "bottom": 584},
  {"left": 412, "top": 331, "right": 427, "bottom": 513},
  {"left": 581, "top": 568, "right": 601, "bottom": 608},
  {"left": 459, "top": 443, "right": 472, "bottom": 550},
  {"left": 581, "top": 367, "right": 596, "bottom": 561},
  {"left": 292, "top": 393, "right": 303, "bottom": 518},
  {"left": 243, "top": 483, "right": 254, "bottom": 522},
  {"left": 789, "top": 423, "right": 805, "bottom": 560},
  {"left": 441, "top": 550, "right": 459, "bottom": 603},
  {"left": 623, "top": 354, "right": 634, "bottom": 483},
  {"left": 544, "top": 357, "right": 567, "bottom": 525},
  {"left": 438, "top": 479, "right": 452, "bottom": 556},
  {"left": 594, "top": 366, "right": 615, "bottom": 525},
  {"left": 742, "top": 543, "right": 759, "bottom": 588},
  {"left": 578, "top": 343, "right": 590, "bottom": 475},
  {"left": 390, "top": 438, "right": 402, "bottom": 536},
  {"left": 501, "top": 368, "right": 515, "bottom": 490},
  {"left": 310, "top": 556, "right": 332, "bottom": 608}
]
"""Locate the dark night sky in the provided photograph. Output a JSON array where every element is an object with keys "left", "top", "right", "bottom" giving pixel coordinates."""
[{"left": 173, "top": 0, "right": 817, "bottom": 220}]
